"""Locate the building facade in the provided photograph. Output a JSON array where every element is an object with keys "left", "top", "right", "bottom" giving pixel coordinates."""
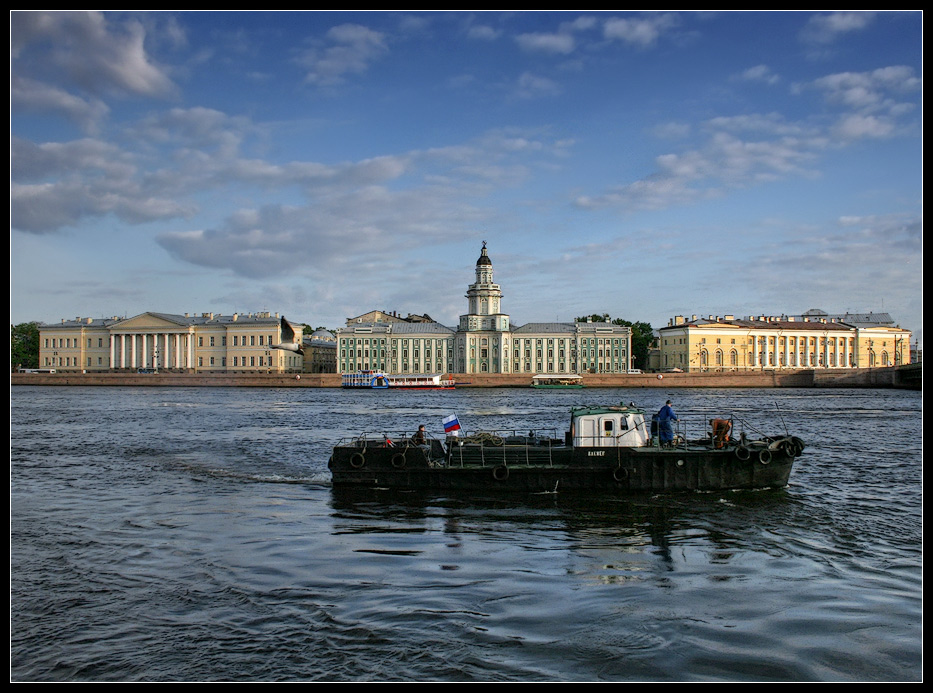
[
  {"left": 657, "top": 314, "right": 911, "bottom": 372},
  {"left": 302, "top": 328, "right": 338, "bottom": 373},
  {"left": 38, "top": 312, "right": 304, "bottom": 373},
  {"left": 337, "top": 243, "right": 633, "bottom": 375}
]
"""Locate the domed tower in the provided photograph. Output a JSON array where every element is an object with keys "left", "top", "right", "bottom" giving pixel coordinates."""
[
  {"left": 466, "top": 242, "right": 502, "bottom": 318},
  {"left": 456, "top": 242, "right": 511, "bottom": 373}
]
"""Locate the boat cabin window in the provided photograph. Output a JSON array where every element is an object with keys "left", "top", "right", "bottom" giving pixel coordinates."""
[{"left": 604, "top": 420, "right": 613, "bottom": 435}]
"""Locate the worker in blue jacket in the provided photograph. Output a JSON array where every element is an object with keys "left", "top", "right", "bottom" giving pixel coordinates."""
[{"left": 657, "top": 400, "right": 678, "bottom": 446}]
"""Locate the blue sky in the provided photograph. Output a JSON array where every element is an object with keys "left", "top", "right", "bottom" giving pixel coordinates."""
[{"left": 10, "top": 11, "right": 923, "bottom": 346}]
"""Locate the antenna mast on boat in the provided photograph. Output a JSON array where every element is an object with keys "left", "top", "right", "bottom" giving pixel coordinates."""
[{"left": 774, "top": 401, "right": 789, "bottom": 437}]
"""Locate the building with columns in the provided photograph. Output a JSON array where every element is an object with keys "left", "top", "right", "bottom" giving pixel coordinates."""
[
  {"left": 38, "top": 312, "right": 304, "bottom": 373},
  {"left": 337, "top": 243, "right": 633, "bottom": 375},
  {"left": 657, "top": 313, "right": 911, "bottom": 372}
]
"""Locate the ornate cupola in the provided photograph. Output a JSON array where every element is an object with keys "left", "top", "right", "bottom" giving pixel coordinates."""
[
  {"left": 459, "top": 241, "right": 509, "bottom": 336},
  {"left": 475, "top": 242, "right": 494, "bottom": 284},
  {"left": 463, "top": 241, "right": 504, "bottom": 321}
]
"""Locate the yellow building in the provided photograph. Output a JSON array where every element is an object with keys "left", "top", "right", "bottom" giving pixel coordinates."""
[
  {"left": 657, "top": 314, "right": 911, "bottom": 372},
  {"left": 39, "top": 311, "right": 304, "bottom": 373}
]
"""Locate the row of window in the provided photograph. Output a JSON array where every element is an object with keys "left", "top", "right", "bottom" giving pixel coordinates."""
[
  {"left": 44, "top": 354, "right": 285, "bottom": 368},
  {"left": 45, "top": 337, "right": 107, "bottom": 349},
  {"left": 46, "top": 333, "right": 280, "bottom": 350},
  {"left": 198, "top": 334, "right": 277, "bottom": 347}
]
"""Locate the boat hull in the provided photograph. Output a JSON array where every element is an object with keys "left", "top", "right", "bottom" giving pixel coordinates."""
[{"left": 328, "top": 441, "right": 797, "bottom": 494}]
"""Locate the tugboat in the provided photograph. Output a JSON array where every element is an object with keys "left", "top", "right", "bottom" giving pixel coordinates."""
[{"left": 328, "top": 403, "right": 804, "bottom": 493}]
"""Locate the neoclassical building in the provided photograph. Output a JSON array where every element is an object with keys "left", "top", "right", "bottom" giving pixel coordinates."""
[
  {"left": 657, "top": 313, "right": 911, "bottom": 372},
  {"left": 38, "top": 311, "right": 304, "bottom": 373},
  {"left": 337, "top": 243, "right": 633, "bottom": 375},
  {"left": 302, "top": 328, "right": 338, "bottom": 374}
]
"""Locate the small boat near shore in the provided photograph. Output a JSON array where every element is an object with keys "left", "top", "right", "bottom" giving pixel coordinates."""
[
  {"left": 341, "top": 371, "right": 456, "bottom": 390},
  {"left": 328, "top": 403, "right": 805, "bottom": 493},
  {"left": 532, "top": 374, "right": 584, "bottom": 389}
]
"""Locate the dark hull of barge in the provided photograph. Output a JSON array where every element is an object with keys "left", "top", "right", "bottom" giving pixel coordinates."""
[{"left": 328, "top": 441, "right": 798, "bottom": 494}]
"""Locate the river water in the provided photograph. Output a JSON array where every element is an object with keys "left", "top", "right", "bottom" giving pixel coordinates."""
[{"left": 10, "top": 386, "right": 922, "bottom": 682}]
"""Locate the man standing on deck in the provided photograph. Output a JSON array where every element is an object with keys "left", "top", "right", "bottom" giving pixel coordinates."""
[{"left": 657, "top": 400, "right": 678, "bottom": 447}]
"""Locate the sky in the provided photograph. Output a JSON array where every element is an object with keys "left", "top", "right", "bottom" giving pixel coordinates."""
[{"left": 10, "top": 11, "right": 923, "bottom": 347}]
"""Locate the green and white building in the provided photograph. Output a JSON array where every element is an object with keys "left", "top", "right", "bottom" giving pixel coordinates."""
[{"left": 338, "top": 243, "right": 632, "bottom": 375}]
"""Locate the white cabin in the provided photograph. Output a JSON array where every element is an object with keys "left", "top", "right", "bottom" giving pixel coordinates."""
[{"left": 570, "top": 405, "right": 649, "bottom": 448}]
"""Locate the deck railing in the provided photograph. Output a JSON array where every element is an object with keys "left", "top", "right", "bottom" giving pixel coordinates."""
[{"left": 447, "top": 429, "right": 564, "bottom": 468}]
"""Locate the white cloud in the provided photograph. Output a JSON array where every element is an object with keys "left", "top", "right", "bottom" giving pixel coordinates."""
[
  {"left": 736, "top": 64, "right": 780, "bottom": 86},
  {"left": 575, "top": 126, "right": 820, "bottom": 212},
  {"left": 800, "top": 11, "right": 875, "bottom": 45},
  {"left": 467, "top": 24, "right": 501, "bottom": 41},
  {"left": 10, "top": 76, "right": 110, "bottom": 133},
  {"left": 810, "top": 66, "right": 921, "bottom": 110},
  {"left": 603, "top": 13, "right": 679, "bottom": 48},
  {"left": 515, "top": 32, "right": 575, "bottom": 55},
  {"left": 515, "top": 72, "right": 562, "bottom": 98},
  {"left": 833, "top": 114, "right": 894, "bottom": 140},
  {"left": 578, "top": 63, "right": 920, "bottom": 212},
  {"left": 296, "top": 23, "right": 389, "bottom": 86},
  {"left": 11, "top": 11, "right": 177, "bottom": 98}
]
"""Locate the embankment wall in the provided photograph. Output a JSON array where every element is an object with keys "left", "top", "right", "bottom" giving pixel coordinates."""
[{"left": 11, "top": 367, "right": 919, "bottom": 389}]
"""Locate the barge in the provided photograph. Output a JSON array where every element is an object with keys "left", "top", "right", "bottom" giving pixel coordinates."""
[{"left": 328, "top": 403, "right": 804, "bottom": 493}]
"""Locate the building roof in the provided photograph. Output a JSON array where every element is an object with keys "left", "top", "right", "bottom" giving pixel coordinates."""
[
  {"left": 823, "top": 312, "right": 894, "bottom": 326},
  {"left": 511, "top": 321, "right": 631, "bottom": 335},
  {"left": 338, "top": 321, "right": 455, "bottom": 336},
  {"left": 44, "top": 317, "right": 123, "bottom": 329},
  {"left": 664, "top": 309, "right": 898, "bottom": 331},
  {"left": 730, "top": 319, "right": 854, "bottom": 332},
  {"left": 512, "top": 322, "right": 578, "bottom": 334},
  {"left": 660, "top": 317, "right": 865, "bottom": 332},
  {"left": 142, "top": 311, "right": 285, "bottom": 326},
  {"left": 43, "top": 311, "right": 291, "bottom": 330}
]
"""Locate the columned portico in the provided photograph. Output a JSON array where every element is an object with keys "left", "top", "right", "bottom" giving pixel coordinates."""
[{"left": 109, "top": 325, "right": 197, "bottom": 370}]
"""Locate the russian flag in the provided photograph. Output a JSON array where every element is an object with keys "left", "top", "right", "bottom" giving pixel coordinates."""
[{"left": 442, "top": 414, "right": 461, "bottom": 436}]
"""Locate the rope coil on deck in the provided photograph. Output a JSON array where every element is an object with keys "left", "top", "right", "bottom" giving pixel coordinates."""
[{"left": 462, "top": 432, "right": 504, "bottom": 446}]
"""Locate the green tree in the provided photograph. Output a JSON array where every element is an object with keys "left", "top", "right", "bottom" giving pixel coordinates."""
[
  {"left": 611, "top": 319, "right": 654, "bottom": 371},
  {"left": 11, "top": 322, "right": 40, "bottom": 370}
]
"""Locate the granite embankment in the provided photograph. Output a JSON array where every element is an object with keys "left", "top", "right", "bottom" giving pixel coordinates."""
[{"left": 11, "top": 367, "right": 918, "bottom": 388}]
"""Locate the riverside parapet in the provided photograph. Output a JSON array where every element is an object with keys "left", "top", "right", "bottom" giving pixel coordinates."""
[{"left": 11, "top": 366, "right": 919, "bottom": 389}]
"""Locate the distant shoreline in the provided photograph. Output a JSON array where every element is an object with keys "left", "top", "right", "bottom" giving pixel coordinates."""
[{"left": 10, "top": 366, "right": 920, "bottom": 390}]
